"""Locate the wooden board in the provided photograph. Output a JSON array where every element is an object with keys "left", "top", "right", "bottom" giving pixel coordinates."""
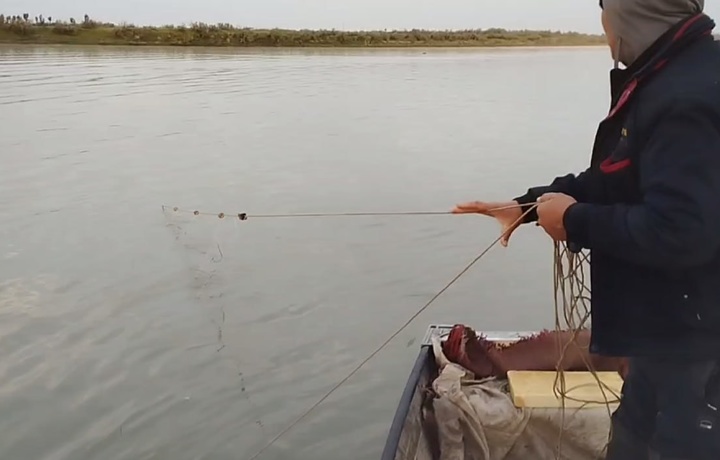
[{"left": 507, "top": 371, "right": 624, "bottom": 409}]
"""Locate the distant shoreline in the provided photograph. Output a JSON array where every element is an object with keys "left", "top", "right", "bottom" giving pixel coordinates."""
[{"left": 0, "top": 15, "right": 606, "bottom": 48}]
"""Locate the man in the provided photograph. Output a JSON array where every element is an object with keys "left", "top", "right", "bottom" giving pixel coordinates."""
[{"left": 453, "top": 1, "right": 720, "bottom": 459}]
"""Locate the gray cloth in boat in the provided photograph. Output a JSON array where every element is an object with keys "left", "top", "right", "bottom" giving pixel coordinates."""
[
  {"left": 601, "top": 0, "right": 704, "bottom": 65},
  {"left": 428, "top": 338, "right": 615, "bottom": 460}
]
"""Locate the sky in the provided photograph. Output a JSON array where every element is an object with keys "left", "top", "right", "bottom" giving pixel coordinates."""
[{"left": 5, "top": 0, "right": 720, "bottom": 34}]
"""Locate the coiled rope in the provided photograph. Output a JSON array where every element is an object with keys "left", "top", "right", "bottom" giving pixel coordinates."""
[{"left": 551, "top": 241, "right": 619, "bottom": 458}]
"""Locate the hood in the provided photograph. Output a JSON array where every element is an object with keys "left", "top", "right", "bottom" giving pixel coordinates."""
[{"left": 601, "top": 0, "right": 704, "bottom": 66}]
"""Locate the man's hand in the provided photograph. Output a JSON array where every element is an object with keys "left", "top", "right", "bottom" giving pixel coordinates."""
[
  {"left": 537, "top": 193, "right": 577, "bottom": 241},
  {"left": 452, "top": 200, "right": 523, "bottom": 247}
]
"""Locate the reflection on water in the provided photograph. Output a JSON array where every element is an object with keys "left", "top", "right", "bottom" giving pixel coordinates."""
[{"left": 0, "top": 44, "right": 609, "bottom": 459}]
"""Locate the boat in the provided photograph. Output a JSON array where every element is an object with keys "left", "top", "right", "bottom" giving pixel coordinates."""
[
  {"left": 381, "top": 324, "right": 621, "bottom": 460},
  {"left": 381, "top": 325, "right": 534, "bottom": 460}
]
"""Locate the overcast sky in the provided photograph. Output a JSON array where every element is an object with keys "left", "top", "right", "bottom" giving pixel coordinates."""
[{"left": 5, "top": 1, "right": 720, "bottom": 33}]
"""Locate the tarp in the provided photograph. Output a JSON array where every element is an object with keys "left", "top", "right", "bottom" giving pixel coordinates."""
[{"left": 430, "top": 337, "right": 616, "bottom": 460}]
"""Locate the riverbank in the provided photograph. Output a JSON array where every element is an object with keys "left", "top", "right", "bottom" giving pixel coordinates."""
[{"left": 0, "top": 21, "right": 605, "bottom": 48}]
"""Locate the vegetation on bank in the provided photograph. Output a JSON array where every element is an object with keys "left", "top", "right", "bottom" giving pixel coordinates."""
[{"left": 0, "top": 14, "right": 606, "bottom": 48}]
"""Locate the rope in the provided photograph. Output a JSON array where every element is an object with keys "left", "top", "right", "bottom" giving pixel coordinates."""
[
  {"left": 246, "top": 204, "right": 539, "bottom": 460},
  {"left": 161, "top": 203, "right": 535, "bottom": 221},
  {"left": 551, "top": 241, "right": 620, "bottom": 459}
]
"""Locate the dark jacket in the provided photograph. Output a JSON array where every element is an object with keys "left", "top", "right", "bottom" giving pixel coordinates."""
[{"left": 514, "top": 14, "right": 720, "bottom": 358}]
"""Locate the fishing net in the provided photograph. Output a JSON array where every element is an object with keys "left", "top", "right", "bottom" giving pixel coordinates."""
[
  {"left": 161, "top": 209, "right": 273, "bottom": 450},
  {"left": 163, "top": 203, "right": 622, "bottom": 459}
]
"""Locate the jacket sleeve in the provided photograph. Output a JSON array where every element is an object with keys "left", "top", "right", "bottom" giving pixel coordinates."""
[
  {"left": 563, "top": 100, "right": 720, "bottom": 269},
  {"left": 513, "top": 170, "right": 593, "bottom": 223}
]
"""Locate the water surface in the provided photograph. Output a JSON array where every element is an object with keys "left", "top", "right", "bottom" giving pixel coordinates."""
[{"left": 0, "top": 44, "right": 610, "bottom": 460}]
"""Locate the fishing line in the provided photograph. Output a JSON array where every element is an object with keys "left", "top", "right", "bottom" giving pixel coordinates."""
[{"left": 246, "top": 203, "right": 539, "bottom": 460}]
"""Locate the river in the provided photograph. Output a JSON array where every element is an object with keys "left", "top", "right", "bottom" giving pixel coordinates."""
[{"left": 0, "top": 44, "right": 610, "bottom": 460}]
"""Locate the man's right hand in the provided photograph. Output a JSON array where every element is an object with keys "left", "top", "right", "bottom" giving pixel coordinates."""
[{"left": 451, "top": 201, "right": 524, "bottom": 247}]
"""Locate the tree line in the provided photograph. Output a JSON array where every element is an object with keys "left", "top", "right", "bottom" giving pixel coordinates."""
[{"left": 0, "top": 13, "right": 606, "bottom": 47}]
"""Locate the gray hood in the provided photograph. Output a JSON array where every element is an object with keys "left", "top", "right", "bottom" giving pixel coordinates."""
[{"left": 602, "top": 0, "right": 704, "bottom": 66}]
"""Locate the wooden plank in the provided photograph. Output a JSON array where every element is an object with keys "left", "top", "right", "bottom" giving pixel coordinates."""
[{"left": 507, "top": 371, "right": 624, "bottom": 409}]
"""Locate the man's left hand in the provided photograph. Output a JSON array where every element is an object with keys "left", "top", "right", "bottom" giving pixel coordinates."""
[{"left": 537, "top": 193, "right": 577, "bottom": 241}]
